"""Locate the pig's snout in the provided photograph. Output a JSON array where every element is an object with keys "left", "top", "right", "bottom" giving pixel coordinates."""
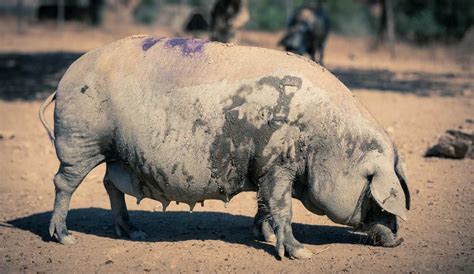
[{"left": 368, "top": 223, "right": 404, "bottom": 247}]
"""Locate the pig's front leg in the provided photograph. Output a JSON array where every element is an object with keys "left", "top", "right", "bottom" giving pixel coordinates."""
[
  {"left": 258, "top": 164, "right": 313, "bottom": 259},
  {"left": 253, "top": 202, "right": 276, "bottom": 243}
]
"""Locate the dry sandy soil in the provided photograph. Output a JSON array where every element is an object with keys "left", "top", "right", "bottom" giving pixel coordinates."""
[{"left": 0, "top": 20, "right": 473, "bottom": 272}]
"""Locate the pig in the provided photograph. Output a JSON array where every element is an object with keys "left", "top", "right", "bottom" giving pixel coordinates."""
[
  {"left": 39, "top": 36, "right": 410, "bottom": 259},
  {"left": 279, "top": 3, "right": 330, "bottom": 65},
  {"left": 209, "top": 0, "right": 249, "bottom": 43}
]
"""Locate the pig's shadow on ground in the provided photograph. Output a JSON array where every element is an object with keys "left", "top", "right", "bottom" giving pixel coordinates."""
[{"left": 7, "top": 208, "right": 366, "bottom": 256}]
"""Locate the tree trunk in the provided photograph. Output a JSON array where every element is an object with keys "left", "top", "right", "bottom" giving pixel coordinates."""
[
  {"left": 385, "top": 0, "right": 396, "bottom": 58},
  {"left": 286, "top": 0, "right": 293, "bottom": 23},
  {"left": 57, "top": 0, "right": 65, "bottom": 29},
  {"left": 16, "top": 0, "right": 24, "bottom": 34}
]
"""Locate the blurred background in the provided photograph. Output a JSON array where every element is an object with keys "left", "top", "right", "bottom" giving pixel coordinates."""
[
  {"left": 1, "top": 1, "right": 473, "bottom": 272},
  {"left": 0, "top": 0, "right": 473, "bottom": 100},
  {"left": 3, "top": 0, "right": 474, "bottom": 41}
]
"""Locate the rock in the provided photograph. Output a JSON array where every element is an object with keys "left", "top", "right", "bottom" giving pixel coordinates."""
[
  {"left": 0, "top": 131, "right": 15, "bottom": 140},
  {"left": 425, "top": 119, "right": 474, "bottom": 159}
]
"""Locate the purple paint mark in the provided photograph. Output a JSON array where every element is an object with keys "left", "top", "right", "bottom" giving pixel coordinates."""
[
  {"left": 164, "top": 38, "right": 206, "bottom": 56},
  {"left": 142, "top": 37, "right": 163, "bottom": 51}
]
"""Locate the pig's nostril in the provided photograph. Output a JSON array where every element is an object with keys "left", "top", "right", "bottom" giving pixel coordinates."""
[
  {"left": 369, "top": 223, "right": 402, "bottom": 247},
  {"left": 392, "top": 223, "right": 399, "bottom": 234}
]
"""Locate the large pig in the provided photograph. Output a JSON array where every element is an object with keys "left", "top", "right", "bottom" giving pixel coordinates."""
[{"left": 39, "top": 36, "right": 410, "bottom": 259}]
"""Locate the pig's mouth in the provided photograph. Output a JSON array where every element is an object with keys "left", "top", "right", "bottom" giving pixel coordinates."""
[
  {"left": 354, "top": 197, "right": 404, "bottom": 248},
  {"left": 366, "top": 223, "right": 404, "bottom": 247}
]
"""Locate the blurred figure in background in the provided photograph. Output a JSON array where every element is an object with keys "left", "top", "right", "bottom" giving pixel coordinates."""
[
  {"left": 106, "top": 0, "right": 140, "bottom": 26},
  {"left": 209, "top": 0, "right": 249, "bottom": 43},
  {"left": 37, "top": 0, "right": 105, "bottom": 25},
  {"left": 279, "top": 1, "right": 330, "bottom": 65}
]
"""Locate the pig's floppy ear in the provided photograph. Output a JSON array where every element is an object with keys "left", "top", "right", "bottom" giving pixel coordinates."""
[
  {"left": 370, "top": 149, "right": 410, "bottom": 220},
  {"left": 370, "top": 172, "right": 408, "bottom": 221},
  {"left": 370, "top": 148, "right": 410, "bottom": 221}
]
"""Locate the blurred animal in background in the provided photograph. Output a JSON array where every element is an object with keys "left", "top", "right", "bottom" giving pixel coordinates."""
[
  {"left": 210, "top": 0, "right": 249, "bottom": 43},
  {"left": 107, "top": 0, "right": 140, "bottom": 26},
  {"left": 37, "top": 0, "right": 106, "bottom": 25},
  {"left": 279, "top": 1, "right": 330, "bottom": 65},
  {"left": 184, "top": 7, "right": 210, "bottom": 33}
]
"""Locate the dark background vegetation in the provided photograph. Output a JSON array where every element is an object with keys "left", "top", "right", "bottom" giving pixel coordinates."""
[{"left": 134, "top": 0, "right": 474, "bottom": 44}]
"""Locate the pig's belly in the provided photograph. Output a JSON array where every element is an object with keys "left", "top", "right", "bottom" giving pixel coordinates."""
[{"left": 106, "top": 162, "right": 237, "bottom": 205}]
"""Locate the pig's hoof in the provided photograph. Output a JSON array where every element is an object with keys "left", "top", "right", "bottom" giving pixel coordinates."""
[
  {"left": 265, "top": 233, "right": 277, "bottom": 243},
  {"left": 253, "top": 227, "right": 276, "bottom": 243},
  {"left": 289, "top": 248, "right": 313, "bottom": 260},
  {"left": 130, "top": 230, "right": 148, "bottom": 240},
  {"left": 49, "top": 218, "right": 76, "bottom": 245},
  {"left": 253, "top": 221, "right": 276, "bottom": 243},
  {"left": 58, "top": 234, "right": 77, "bottom": 245},
  {"left": 116, "top": 223, "right": 148, "bottom": 240}
]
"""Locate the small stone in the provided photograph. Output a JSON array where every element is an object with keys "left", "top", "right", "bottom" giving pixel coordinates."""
[
  {"left": 0, "top": 131, "right": 15, "bottom": 140},
  {"left": 425, "top": 120, "right": 474, "bottom": 159}
]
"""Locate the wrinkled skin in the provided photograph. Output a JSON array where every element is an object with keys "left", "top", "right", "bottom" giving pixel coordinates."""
[{"left": 42, "top": 36, "right": 410, "bottom": 259}]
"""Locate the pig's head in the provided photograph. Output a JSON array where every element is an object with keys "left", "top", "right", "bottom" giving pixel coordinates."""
[{"left": 298, "top": 124, "right": 410, "bottom": 247}]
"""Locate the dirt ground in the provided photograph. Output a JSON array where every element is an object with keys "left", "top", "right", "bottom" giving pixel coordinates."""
[{"left": 0, "top": 20, "right": 473, "bottom": 273}]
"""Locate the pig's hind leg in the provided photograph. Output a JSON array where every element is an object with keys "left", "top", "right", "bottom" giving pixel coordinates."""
[
  {"left": 103, "top": 163, "right": 148, "bottom": 240},
  {"left": 50, "top": 138, "right": 105, "bottom": 244},
  {"left": 258, "top": 165, "right": 313, "bottom": 259}
]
